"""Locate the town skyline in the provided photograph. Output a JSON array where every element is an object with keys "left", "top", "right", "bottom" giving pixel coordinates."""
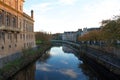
[{"left": 24, "top": 0, "right": 120, "bottom": 33}]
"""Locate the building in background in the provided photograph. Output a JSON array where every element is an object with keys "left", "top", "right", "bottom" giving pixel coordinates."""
[
  {"left": 62, "top": 31, "right": 77, "bottom": 42},
  {"left": 62, "top": 27, "right": 100, "bottom": 42},
  {"left": 81, "top": 27, "right": 100, "bottom": 36},
  {"left": 0, "top": 0, "right": 35, "bottom": 56}
]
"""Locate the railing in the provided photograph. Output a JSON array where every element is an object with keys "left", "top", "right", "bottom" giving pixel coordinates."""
[{"left": 0, "top": 25, "right": 21, "bottom": 32}]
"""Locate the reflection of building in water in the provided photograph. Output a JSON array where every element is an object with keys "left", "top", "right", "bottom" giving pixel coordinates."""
[
  {"left": 11, "top": 64, "right": 36, "bottom": 80},
  {"left": 0, "top": 0, "right": 35, "bottom": 56},
  {"left": 62, "top": 44, "right": 75, "bottom": 53}
]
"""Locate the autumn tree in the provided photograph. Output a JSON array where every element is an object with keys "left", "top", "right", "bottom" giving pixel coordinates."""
[
  {"left": 78, "top": 30, "right": 102, "bottom": 42},
  {"left": 35, "top": 31, "right": 52, "bottom": 45},
  {"left": 52, "top": 33, "right": 62, "bottom": 40},
  {"left": 101, "top": 16, "right": 120, "bottom": 45}
]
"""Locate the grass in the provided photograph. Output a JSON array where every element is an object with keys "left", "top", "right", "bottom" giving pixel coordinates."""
[
  {"left": 0, "top": 43, "right": 50, "bottom": 80},
  {"left": 0, "top": 58, "right": 23, "bottom": 72},
  {"left": 36, "top": 40, "right": 42, "bottom": 45}
]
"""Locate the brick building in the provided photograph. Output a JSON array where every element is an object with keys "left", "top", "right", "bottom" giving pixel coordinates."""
[{"left": 0, "top": 0, "right": 35, "bottom": 56}]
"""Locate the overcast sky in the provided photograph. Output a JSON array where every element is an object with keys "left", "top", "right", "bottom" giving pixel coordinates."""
[{"left": 24, "top": 0, "right": 120, "bottom": 33}]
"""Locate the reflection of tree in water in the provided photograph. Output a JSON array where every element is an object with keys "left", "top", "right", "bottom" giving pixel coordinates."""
[
  {"left": 62, "top": 44, "right": 76, "bottom": 54},
  {"left": 78, "top": 62, "right": 102, "bottom": 80},
  {"left": 62, "top": 44, "right": 81, "bottom": 59},
  {"left": 38, "top": 50, "right": 51, "bottom": 63},
  {"left": 9, "top": 50, "right": 51, "bottom": 80},
  {"left": 9, "top": 63, "right": 36, "bottom": 80}
]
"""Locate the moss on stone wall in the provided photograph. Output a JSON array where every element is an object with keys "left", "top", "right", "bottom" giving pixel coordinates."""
[{"left": 0, "top": 44, "right": 51, "bottom": 80}]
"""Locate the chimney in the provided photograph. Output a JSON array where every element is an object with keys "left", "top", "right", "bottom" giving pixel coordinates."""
[{"left": 31, "top": 10, "right": 34, "bottom": 18}]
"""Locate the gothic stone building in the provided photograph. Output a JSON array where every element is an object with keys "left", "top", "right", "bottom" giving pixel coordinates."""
[{"left": 0, "top": 0, "right": 35, "bottom": 56}]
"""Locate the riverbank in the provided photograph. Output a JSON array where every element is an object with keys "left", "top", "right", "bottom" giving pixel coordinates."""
[
  {"left": 79, "top": 45, "right": 120, "bottom": 75},
  {"left": 0, "top": 44, "right": 51, "bottom": 80},
  {"left": 51, "top": 40, "right": 120, "bottom": 78}
]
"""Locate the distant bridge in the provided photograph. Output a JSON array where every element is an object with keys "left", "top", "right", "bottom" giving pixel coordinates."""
[{"left": 51, "top": 40, "right": 80, "bottom": 48}]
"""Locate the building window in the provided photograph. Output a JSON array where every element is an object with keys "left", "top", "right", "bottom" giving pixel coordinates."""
[
  {"left": 14, "top": 34, "right": 17, "bottom": 42},
  {"left": 10, "top": 33, "right": 12, "bottom": 42},
  {"left": 20, "top": 34, "right": 22, "bottom": 39},
  {"left": 23, "top": 20, "right": 25, "bottom": 31},
  {"left": 9, "top": 45, "right": 11, "bottom": 48},
  {"left": 2, "top": 32, "right": 5, "bottom": 43},
  {"left": 0, "top": 33, "right": 1, "bottom": 39},
  {"left": 6, "top": 13, "right": 10, "bottom": 26},
  {"left": 8, "top": 33, "right": 10, "bottom": 39},
  {"left": 11, "top": 17, "right": 13, "bottom": 27},
  {"left": 23, "top": 34, "right": 25, "bottom": 40},
  {"left": 15, "top": 44, "right": 17, "bottom": 47},
  {"left": 1, "top": 10, "right": 4, "bottom": 25},
  {"left": 24, "top": 43, "right": 26, "bottom": 48},
  {"left": 20, "top": 5, "right": 22, "bottom": 11},
  {"left": 1, "top": 46, "right": 4, "bottom": 50},
  {"left": 0, "top": 12, "right": 2, "bottom": 26},
  {"left": 12, "top": 17, "right": 16, "bottom": 27}
]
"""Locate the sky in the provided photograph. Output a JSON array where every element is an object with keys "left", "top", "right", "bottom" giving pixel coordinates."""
[{"left": 24, "top": 0, "right": 120, "bottom": 33}]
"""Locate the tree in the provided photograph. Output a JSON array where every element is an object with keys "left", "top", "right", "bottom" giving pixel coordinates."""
[
  {"left": 101, "top": 18, "right": 120, "bottom": 40},
  {"left": 78, "top": 30, "right": 102, "bottom": 42},
  {"left": 35, "top": 31, "right": 52, "bottom": 45}
]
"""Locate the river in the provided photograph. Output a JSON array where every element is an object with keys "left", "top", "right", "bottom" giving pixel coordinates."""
[{"left": 9, "top": 45, "right": 104, "bottom": 80}]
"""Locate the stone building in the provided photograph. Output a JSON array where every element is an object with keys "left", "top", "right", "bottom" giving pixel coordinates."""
[
  {"left": 0, "top": 0, "right": 35, "bottom": 56},
  {"left": 81, "top": 27, "right": 100, "bottom": 36},
  {"left": 62, "top": 31, "right": 77, "bottom": 42}
]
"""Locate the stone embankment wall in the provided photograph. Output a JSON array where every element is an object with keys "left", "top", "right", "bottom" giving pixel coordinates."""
[
  {"left": 0, "top": 45, "right": 51, "bottom": 80},
  {"left": 79, "top": 46, "right": 120, "bottom": 75},
  {"left": 0, "top": 52, "right": 22, "bottom": 68},
  {"left": 89, "top": 45, "right": 120, "bottom": 58}
]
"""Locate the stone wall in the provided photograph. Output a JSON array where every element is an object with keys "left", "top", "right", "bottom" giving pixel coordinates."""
[{"left": 0, "top": 52, "right": 22, "bottom": 68}]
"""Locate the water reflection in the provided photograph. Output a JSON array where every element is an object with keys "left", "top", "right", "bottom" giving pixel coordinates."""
[
  {"left": 37, "top": 50, "right": 51, "bottom": 63},
  {"left": 62, "top": 44, "right": 76, "bottom": 53},
  {"left": 9, "top": 64, "right": 36, "bottom": 80},
  {"left": 79, "top": 63, "right": 99, "bottom": 80},
  {"left": 10, "top": 45, "right": 104, "bottom": 80},
  {"left": 35, "top": 46, "right": 99, "bottom": 80}
]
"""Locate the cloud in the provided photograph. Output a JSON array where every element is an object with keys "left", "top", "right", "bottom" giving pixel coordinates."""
[
  {"left": 36, "top": 63, "right": 52, "bottom": 72},
  {"left": 24, "top": 0, "right": 120, "bottom": 33},
  {"left": 31, "top": 2, "right": 53, "bottom": 13},
  {"left": 59, "top": 0, "right": 77, "bottom": 5},
  {"left": 59, "top": 69, "right": 78, "bottom": 78},
  {"left": 38, "top": 67, "right": 51, "bottom": 72},
  {"left": 60, "top": 60, "right": 68, "bottom": 64},
  {"left": 36, "top": 63, "right": 52, "bottom": 67},
  {"left": 82, "top": 0, "right": 120, "bottom": 20},
  {"left": 24, "top": 2, "right": 54, "bottom": 15}
]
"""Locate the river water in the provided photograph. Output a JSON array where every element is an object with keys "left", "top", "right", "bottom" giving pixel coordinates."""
[{"left": 10, "top": 45, "right": 103, "bottom": 80}]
